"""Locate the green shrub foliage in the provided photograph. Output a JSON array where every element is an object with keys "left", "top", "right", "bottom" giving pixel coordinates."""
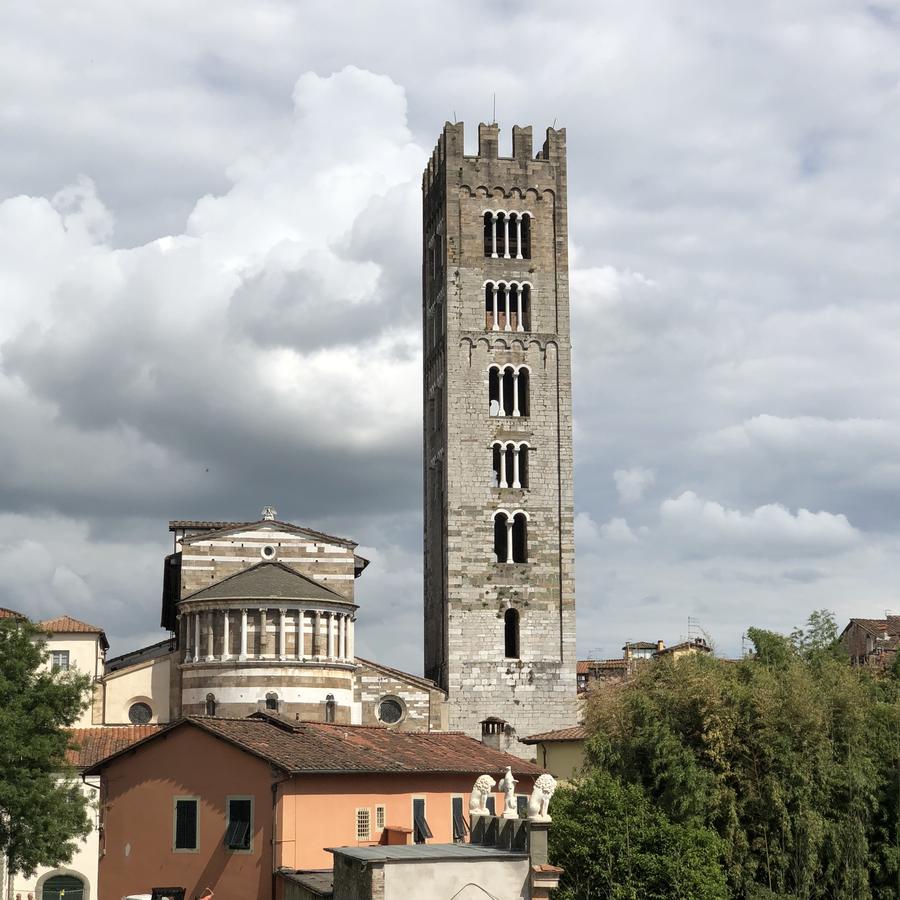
[{"left": 550, "top": 611, "right": 900, "bottom": 899}]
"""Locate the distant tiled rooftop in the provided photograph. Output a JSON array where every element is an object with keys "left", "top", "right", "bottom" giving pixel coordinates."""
[
  {"left": 521, "top": 725, "right": 588, "bottom": 744},
  {"left": 0, "top": 607, "right": 25, "bottom": 619},
  {"left": 38, "top": 615, "right": 109, "bottom": 650},
  {"left": 86, "top": 714, "right": 545, "bottom": 777},
  {"left": 577, "top": 658, "right": 626, "bottom": 674},
  {"left": 67, "top": 725, "right": 162, "bottom": 769}
]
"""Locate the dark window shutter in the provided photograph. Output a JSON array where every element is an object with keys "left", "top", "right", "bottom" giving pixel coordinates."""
[
  {"left": 452, "top": 796, "right": 468, "bottom": 841},
  {"left": 175, "top": 799, "right": 198, "bottom": 850},
  {"left": 413, "top": 798, "right": 433, "bottom": 844}
]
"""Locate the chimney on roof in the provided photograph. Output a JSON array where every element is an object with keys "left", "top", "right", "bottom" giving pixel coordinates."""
[
  {"left": 656, "top": 640, "right": 665, "bottom": 653},
  {"left": 481, "top": 716, "right": 510, "bottom": 752}
]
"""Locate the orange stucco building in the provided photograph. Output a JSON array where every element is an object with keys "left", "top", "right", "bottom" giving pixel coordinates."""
[{"left": 87, "top": 713, "right": 543, "bottom": 900}]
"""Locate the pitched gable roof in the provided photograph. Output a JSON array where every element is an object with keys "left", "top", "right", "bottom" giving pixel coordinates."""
[
  {"left": 355, "top": 657, "right": 445, "bottom": 695},
  {"left": 86, "top": 715, "right": 546, "bottom": 777},
  {"left": 174, "top": 518, "right": 357, "bottom": 549},
  {"left": 0, "top": 607, "right": 25, "bottom": 619},
  {"left": 181, "top": 560, "right": 348, "bottom": 605},
  {"left": 67, "top": 725, "right": 161, "bottom": 769},
  {"left": 38, "top": 615, "right": 109, "bottom": 650},
  {"left": 521, "top": 725, "right": 588, "bottom": 744}
]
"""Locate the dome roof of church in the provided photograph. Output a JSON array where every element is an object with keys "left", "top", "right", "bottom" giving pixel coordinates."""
[{"left": 180, "top": 560, "right": 349, "bottom": 605}]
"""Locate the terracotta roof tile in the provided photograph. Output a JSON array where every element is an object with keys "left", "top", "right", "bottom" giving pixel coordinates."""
[
  {"left": 0, "top": 607, "right": 25, "bottom": 619},
  {"left": 38, "top": 615, "right": 109, "bottom": 649},
  {"left": 67, "top": 725, "right": 162, "bottom": 769},
  {"left": 521, "top": 725, "right": 587, "bottom": 743},
  {"left": 87, "top": 715, "right": 546, "bottom": 777},
  {"left": 577, "top": 658, "right": 627, "bottom": 674}
]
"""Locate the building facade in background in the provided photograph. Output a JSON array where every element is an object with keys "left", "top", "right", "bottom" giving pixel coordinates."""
[{"left": 422, "top": 122, "right": 577, "bottom": 750}]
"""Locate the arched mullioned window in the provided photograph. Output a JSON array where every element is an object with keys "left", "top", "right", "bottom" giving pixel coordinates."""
[
  {"left": 205, "top": 693, "right": 216, "bottom": 716},
  {"left": 483, "top": 211, "right": 533, "bottom": 259},
  {"left": 504, "top": 608, "right": 520, "bottom": 659},
  {"left": 484, "top": 281, "right": 531, "bottom": 332},
  {"left": 325, "top": 693, "right": 336, "bottom": 723},
  {"left": 492, "top": 509, "right": 529, "bottom": 564},
  {"left": 492, "top": 441, "right": 529, "bottom": 489},
  {"left": 488, "top": 365, "right": 530, "bottom": 417},
  {"left": 265, "top": 692, "right": 279, "bottom": 711}
]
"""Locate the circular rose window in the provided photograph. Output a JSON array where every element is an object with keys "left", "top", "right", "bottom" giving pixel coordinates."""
[
  {"left": 260, "top": 545, "right": 277, "bottom": 560},
  {"left": 128, "top": 702, "right": 152, "bottom": 724},
  {"left": 376, "top": 697, "right": 404, "bottom": 724}
]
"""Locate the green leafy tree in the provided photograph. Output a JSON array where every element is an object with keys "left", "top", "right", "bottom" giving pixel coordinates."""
[
  {"left": 549, "top": 769, "right": 727, "bottom": 900},
  {"left": 577, "top": 613, "right": 900, "bottom": 899},
  {"left": 0, "top": 617, "right": 92, "bottom": 877}
]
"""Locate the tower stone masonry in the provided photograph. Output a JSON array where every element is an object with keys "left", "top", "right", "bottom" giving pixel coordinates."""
[{"left": 422, "top": 122, "right": 577, "bottom": 753}]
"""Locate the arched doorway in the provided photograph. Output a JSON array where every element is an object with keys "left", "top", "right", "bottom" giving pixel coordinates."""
[{"left": 42, "top": 873, "right": 86, "bottom": 899}]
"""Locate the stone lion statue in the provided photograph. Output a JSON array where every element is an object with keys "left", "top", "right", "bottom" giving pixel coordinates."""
[
  {"left": 469, "top": 774, "right": 496, "bottom": 816},
  {"left": 527, "top": 773, "right": 557, "bottom": 821}
]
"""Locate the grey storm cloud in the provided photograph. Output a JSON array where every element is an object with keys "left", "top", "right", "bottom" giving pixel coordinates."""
[{"left": 2, "top": 1, "right": 900, "bottom": 669}]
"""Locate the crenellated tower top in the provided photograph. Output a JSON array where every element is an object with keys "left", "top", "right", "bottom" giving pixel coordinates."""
[{"left": 422, "top": 123, "right": 567, "bottom": 192}]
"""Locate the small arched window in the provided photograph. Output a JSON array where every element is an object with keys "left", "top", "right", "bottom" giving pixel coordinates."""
[
  {"left": 325, "top": 693, "right": 336, "bottom": 723},
  {"left": 265, "top": 692, "right": 279, "bottom": 711},
  {"left": 491, "top": 442, "right": 529, "bottom": 489},
  {"left": 205, "top": 693, "right": 216, "bottom": 716},
  {"left": 484, "top": 211, "right": 496, "bottom": 257},
  {"left": 504, "top": 608, "right": 520, "bottom": 659},
  {"left": 493, "top": 510, "right": 528, "bottom": 564},
  {"left": 488, "top": 366, "right": 528, "bottom": 417}
]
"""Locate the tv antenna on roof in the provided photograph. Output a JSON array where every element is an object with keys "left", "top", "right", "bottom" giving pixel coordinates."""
[{"left": 492, "top": 92, "right": 496, "bottom": 124}]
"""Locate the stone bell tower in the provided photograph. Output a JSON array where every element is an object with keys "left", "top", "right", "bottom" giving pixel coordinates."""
[{"left": 422, "top": 122, "right": 576, "bottom": 752}]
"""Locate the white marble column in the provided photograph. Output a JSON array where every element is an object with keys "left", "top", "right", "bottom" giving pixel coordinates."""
[
  {"left": 516, "top": 285, "right": 524, "bottom": 332},
  {"left": 503, "top": 214, "right": 510, "bottom": 258},
  {"left": 498, "top": 444, "right": 508, "bottom": 488},
  {"left": 296, "top": 609, "right": 304, "bottom": 659},
  {"left": 314, "top": 611, "right": 322, "bottom": 657},
  {"left": 506, "top": 517, "right": 514, "bottom": 563},
  {"left": 279, "top": 608, "right": 287, "bottom": 660},
  {"left": 492, "top": 284, "right": 499, "bottom": 331},
  {"left": 491, "top": 214, "right": 498, "bottom": 258},
  {"left": 515, "top": 216, "right": 523, "bottom": 259},
  {"left": 347, "top": 617, "right": 355, "bottom": 660},
  {"left": 239, "top": 608, "right": 248, "bottom": 660},
  {"left": 338, "top": 614, "right": 346, "bottom": 660},
  {"left": 206, "top": 611, "right": 215, "bottom": 661},
  {"left": 259, "top": 608, "right": 267, "bottom": 658},
  {"left": 326, "top": 612, "right": 334, "bottom": 659},
  {"left": 194, "top": 612, "right": 201, "bottom": 662},
  {"left": 504, "top": 283, "right": 511, "bottom": 332},
  {"left": 512, "top": 371, "right": 521, "bottom": 417},
  {"left": 512, "top": 447, "right": 521, "bottom": 489},
  {"left": 497, "top": 370, "right": 505, "bottom": 417},
  {"left": 222, "top": 610, "right": 231, "bottom": 660}
]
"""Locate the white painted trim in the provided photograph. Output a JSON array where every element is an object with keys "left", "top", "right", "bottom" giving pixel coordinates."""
[{"left": 182, "top": 686, "right": 354, "bottom": 705}]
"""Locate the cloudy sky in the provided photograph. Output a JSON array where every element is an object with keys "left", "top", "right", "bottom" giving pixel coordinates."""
[{"left": 2, "top": 1, "right": 900, "bottom": 670}]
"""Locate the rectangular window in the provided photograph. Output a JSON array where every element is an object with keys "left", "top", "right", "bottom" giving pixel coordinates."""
[
  {"left": 451, "top": 796, "right": 468, "bottom": 842},
  {"left": 51, "top": 650, "right": 70, "bottom": 671},
  {"left": 375, "top": 805, "right": 386, "bottom": 830},
  {"left": 412, "top": 797, "right": 433, "bottom": 845},
  {"left": 356, "top": 808, "right": 370, "bottom": 841},
  {"left": 225, "top": 797, "right": 252, "bottom": 852},
  {"left": 173, "top": 797, "right": 199, "bottom": 852}
]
